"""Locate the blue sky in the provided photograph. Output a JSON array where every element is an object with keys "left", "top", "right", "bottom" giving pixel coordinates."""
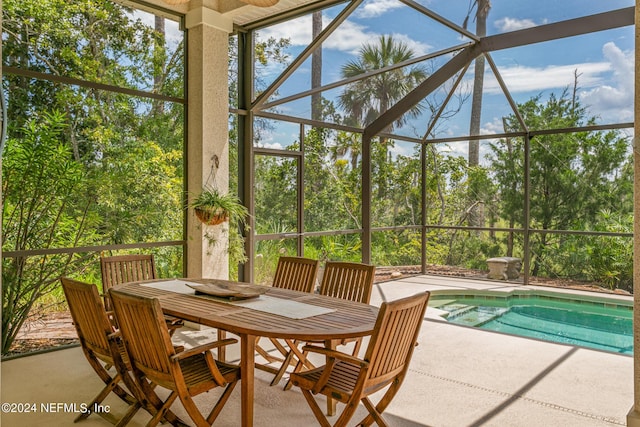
[
  {"left": 135, "top": 1, "right": 634, "bottom": 157},
  {"left": 255, "top": 0, "right": 635, "bottom": 148}
]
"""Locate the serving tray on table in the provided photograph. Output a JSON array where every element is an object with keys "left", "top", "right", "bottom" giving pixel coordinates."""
[{"left": 186, "top": 281, "right": 268, "bottom": 300}]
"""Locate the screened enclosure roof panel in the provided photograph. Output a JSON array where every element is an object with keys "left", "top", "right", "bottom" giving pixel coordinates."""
[{"left": 121, "top": 0, "right": 634, "bottom": 143}]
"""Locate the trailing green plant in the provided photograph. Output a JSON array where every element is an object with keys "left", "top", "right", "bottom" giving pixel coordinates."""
[
  {"left": 190, "top": 186, "right": 250, "bottom": 274},
  {"left": 190, "top": 186, "right": 249, "bottom": 227}
]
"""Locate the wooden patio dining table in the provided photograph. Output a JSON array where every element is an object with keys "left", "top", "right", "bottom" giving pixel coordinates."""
[{"left": 115, "top": 278, "right": 379, "bottom": 427}]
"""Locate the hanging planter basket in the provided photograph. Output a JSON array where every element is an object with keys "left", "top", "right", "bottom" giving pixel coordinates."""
[{"left": 194, "top": 207, "right": 230, "bottom": 226}]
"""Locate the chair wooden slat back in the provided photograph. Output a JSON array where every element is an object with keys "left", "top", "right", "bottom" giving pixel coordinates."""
[
  {"left": 100, "top": 254, "right": 156, "bottom": 310},
  {"left": 108, "top": 290, "right": 175, "bottom": 384},
  {"left": 109, "top": 288, "right": 241, "bottom": 427},
  {"left": 254, "top": 256, "right": 319, "bottom": 382},
  {"left": 319, "top": 261, "right": 375, "bottom": 304},
  {"left": 364, "top": 291, "right": 429, "bottom": 383},
  {"left": 61, "top": 278, "right": 114, "bottom": 362},
  {"left": 101, "top": 254, "right": 183, "bottom": 335},
  {"left": 60, "top": 277, "right": 143, "bottom": 424},
  {"left": 272, "top": 256, "right": 319, "bottom": 293}
]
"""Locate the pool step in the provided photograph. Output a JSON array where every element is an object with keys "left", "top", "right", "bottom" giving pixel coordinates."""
[{"left": 444, "top": 304, "right": 509, "bottom": 327}]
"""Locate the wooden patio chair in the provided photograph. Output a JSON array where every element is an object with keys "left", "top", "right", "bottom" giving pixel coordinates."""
[
  {"left": 254, "top": 256, "right": 319, "bottom": 380},
  {"left": 289, "top": 291, "right": 430, "bottom": 427},
  {"left": 61, "top": 277, "right": 188, "bottom": 426},
  {"left": 100, "top": 254, "right": 183, "bottom": 335},
  {"left": 278, "top": 261, "right": 376, "bottom": 388},
  {"left": 60, "top": 277, "right": 145, "bottom": 426},
  {"left": 272, "top": 256, "right": 320, "bottom": 293},
  {"left": 318, "top": 261, "right": 376, "bottom": 356},
  {"left": 109, "top": 288, "right": 241, "bottom": 427}
]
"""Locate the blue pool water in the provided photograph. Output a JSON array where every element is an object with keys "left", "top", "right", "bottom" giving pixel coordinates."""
[{"left": 430, "top": 293, "right": 633, "bottom": 354}]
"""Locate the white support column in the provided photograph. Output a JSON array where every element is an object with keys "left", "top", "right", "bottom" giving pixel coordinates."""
[
  {"left": 185, "top": 7, "right": 233, "bottom": 279},
  {"left": 627, "top": 2, "right": 640, "bottom": 426}
]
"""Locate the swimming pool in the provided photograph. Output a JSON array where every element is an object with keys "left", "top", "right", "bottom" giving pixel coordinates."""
[{"left": 429, "top": 292, "right": 633, "bottom": 354}]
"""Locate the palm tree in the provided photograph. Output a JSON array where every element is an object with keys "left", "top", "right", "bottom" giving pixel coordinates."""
[
  {"left": 466, "top": 0, "right": 491, "bottom": 228},
  {"left": 338, "top": 35, "right": 428, "bottom": 198},
  {"left": 338, "top": 35, "right": 428, "bottom": 132}
]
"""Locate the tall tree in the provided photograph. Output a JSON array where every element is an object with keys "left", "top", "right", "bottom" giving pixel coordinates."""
[
  {"left": 338, "top": 35, "right": 427, "bottom": 131},
  {"left": 489, "top": 85, "right": 629, "bottom": 277},
  {"left": 338, "top": 36, "right": 428, "bottom": 198},
  {"left": 338, "top": 35, "right": 428, "bottom": 199},
  {"left": 311, "top": 11, "right": 323, "bottom": 121},
  {"left": 153, "top": 16, "right": 166, "bottom": 114},
  {"left": 466, "top": 0, "right": 491, "bottom": 228}
]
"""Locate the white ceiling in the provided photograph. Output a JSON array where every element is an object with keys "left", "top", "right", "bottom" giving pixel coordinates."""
[{"left": 119, "top": 0, "right": 326, "bottom": 28}]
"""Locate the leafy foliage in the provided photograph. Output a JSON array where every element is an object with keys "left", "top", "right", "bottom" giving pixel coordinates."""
[
  {"left": 489, "top": 87, "right": 632, "bottom": 285},
  {"left": 1, "top": 0, "right": 185, "bottom": 353},
  {"left": 2, "top": 112, "right": 99, "bottom": 353},
  {"left": 339, "top": 35, "right": 428, "bottom": 129}
]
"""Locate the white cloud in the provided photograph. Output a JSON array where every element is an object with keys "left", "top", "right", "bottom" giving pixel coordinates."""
[
  {"left": 478, "top": 42, "right": 633, "bottom": 122},
  {"left": 494, "top": 17, "right": 539, "bottom": 32},
  {"left": 258, "top": 16, "right": 370, "bottom": 54},
  {"left": 477, "top": 42, "right": 633, "bottom": 130},
  {"left": 325, "top": 20, "right": 380, "bottom": 54},
  {"left": 255, "top": 128, "right": 297, "bottom": 150},
  {"left": 481, "top": 117, "right": 509, "bottom": 135},
  {"left": 388, "top": 33, "right": 431, "bottom": 57},
  {"left": 388, "top": 141, "right": 414, "bottom": 158},
  {"left": 257, "top": 16, "right": 313, "bottom": 47},
  {"left": 356, "top": 0, "right": 404, "bottom": 19},
  {"left": 484, "top": 62, "right": 610, "bottom": 94},
  {"left": 445, "top": 141, "right": 469, "bottom": 159},
  {"left": 259, "top": 141, "right": 285, "bottom": 150},
  {"left": 579, "top": 42, "right": 634, "bottom": 122},
  {"left": 258, "top": 16, "right": 430, "bottom": 56}
]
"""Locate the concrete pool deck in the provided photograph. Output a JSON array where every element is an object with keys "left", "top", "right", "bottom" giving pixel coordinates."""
[
  {"left": 1, "top": 274, "right": 634, "bottom": 426},
  {"left": 373, "top": 274, "right": 633, "bottom": 426}
]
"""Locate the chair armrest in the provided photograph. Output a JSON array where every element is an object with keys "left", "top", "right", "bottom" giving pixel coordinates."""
[
  {"left": 307, "top": 348, "right": 369, "bottom": 394},
  {"left": 172, "top": 338, "right": 238, "bottom": 361},
  {"left": 301, "top": 345, "right": 368, "bottom": 368}
]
